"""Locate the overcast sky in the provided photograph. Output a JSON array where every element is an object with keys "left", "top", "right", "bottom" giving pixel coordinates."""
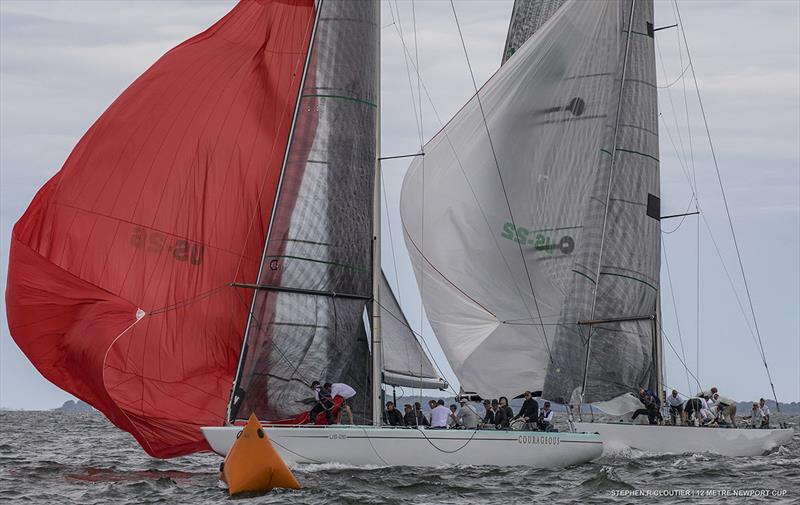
[{"left": 1, "top": 0, "right": 798, "bottom": 410}]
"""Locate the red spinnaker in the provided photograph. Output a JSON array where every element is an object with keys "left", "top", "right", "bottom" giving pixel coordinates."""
[{"left": 5, "top": 0, "right": 315, "bottom": 458}]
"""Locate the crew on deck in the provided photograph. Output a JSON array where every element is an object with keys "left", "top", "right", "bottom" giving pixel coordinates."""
[
  {"left": 759, "top": 398, "right": 771, "bottom": 428},
  {"left": 512, "top": 390, "right": 539, "bottom": 430},
  {"left": 632, "top": 392, "right": 662, "bottom": 425},
  {"left": 537, "top": 402, "right": 555, "bottom": 432},
  {"left": 666, "top": 389, "right": 684, "bottom": 425},
  {"left": 494, "top": 396, "right": 514, "bottom": 429},
  {"left": 309, "top": 381, "right": 334, "bottom": 425},
  {"left": 429, "top": 399, "right": 451, "bottom": 429},
  {"left": 384, "top": 401, "right": 404, "bottom": 426}
]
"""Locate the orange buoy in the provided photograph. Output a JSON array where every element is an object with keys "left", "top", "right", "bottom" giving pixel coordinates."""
[{"left": 221, "top": 413, "right": 301, "bottom": 494}]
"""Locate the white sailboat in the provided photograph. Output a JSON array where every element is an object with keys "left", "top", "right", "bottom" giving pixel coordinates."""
[
  {"left": 399, "top": 0, "right": 792, "bottom": 459},
  {"left": 200, "top": 0, "right": 604, "bottom": 467}
]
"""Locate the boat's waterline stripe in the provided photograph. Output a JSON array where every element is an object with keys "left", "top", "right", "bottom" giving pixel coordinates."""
[{"left": 273, "top": 434, "right": 602, "bottom": 444}]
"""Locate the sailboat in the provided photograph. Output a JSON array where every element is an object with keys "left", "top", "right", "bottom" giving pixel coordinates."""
[
  {"left": 400, "top": 0, "right": 793, "bottom": 458},
  {"left": 6, "top": 0, "right": 602, "bottom": 467}
]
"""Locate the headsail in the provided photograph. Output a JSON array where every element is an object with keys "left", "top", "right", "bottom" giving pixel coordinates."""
[
  {"left": 6, "top": 0, "right": 316, "bottom": 457},
  {"left": 400, "top": 0, "right": 659, "bottom": 404},
  {"left": 380, "top": 272, "right": 447, "bottom": 390},
  {"left": 230, "top": 0, "right": 379, "bottom": 424}
]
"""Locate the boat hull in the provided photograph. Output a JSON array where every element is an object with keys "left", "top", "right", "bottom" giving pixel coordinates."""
[
  {"left": 575, "top": 422, "right": 794, "bottom": 457},
  {"left": 202, "top": 425, "right": 603, "bottom": 467}
]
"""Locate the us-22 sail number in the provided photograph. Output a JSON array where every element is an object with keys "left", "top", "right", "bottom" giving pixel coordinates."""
[{"left": 130, "top": 227, "right": 204, "bottom": 265}]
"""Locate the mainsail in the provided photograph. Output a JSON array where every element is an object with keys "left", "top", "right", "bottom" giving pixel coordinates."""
[
  {"left": 6, "top": 0, "right": 316, "bottom": 457},
  {"left": 400, "top": 0, "right": 660, "bottom": 404},
  {"left": 230, "top": 0, "right": 379, "bottom": 424}
]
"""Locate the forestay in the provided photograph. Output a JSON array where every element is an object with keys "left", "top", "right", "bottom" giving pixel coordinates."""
[
  {"left": 231, "top": 0, "right": 379, "bottom": 424},
  {"left": 400, "top": 0, "right": 660, "bottom": 404}
]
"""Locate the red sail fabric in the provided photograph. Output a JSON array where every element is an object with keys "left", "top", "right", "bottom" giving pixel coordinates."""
[{"left": 5, "top": 0, "right": 315, "bottom": 458}]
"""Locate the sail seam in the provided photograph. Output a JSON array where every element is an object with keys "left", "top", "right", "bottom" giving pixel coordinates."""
[
  {"left": 300, "top": 93, "right": 377, "bottom": 107},
  {"left": 265, "top": 254, "right": 367, "bottom": 272}
]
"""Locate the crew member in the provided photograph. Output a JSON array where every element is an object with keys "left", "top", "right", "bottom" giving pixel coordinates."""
[
  {"left": 537, "top": 402, "right": 555, "bottom": 432},
  {"left": 329, "top": 382, "right": 356, "bottom": 424},
  {"left": 309, "top": 381, "right": 334, "bottom": 425},
  {"left": 666, "top": 389, "right": 684, "bottom": 425},
  {"left": 513, "top": 391, "right": 539, "bottom": 430}
]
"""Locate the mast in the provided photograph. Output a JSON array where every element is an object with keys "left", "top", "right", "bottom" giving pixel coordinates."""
[
  {"left": 226, "top": 0, "right": 323, "bottom": 423},
  {"left": 653, "top": 291, "right": 664, "bottom": 402},
  {"left": 579, "top": 0, "right": 637, "bottom": 404},
  {"left": 371, "top": 0, "right": 383, "bottom": 427}
]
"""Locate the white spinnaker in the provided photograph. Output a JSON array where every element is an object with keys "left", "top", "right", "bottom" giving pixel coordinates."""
[{"left": 400, "top": 0, "right": 663, "bottom": 401}]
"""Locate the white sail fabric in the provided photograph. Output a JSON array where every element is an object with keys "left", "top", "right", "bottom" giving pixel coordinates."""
[
  {"left": 591, "top": 393, "right": 645, "bottom": 418},
  {"left": 400, "top": 0, "right": 659, "bottom": 403},
  {"left": 380, "top": 272, "right": 446, "bottom": 389}
]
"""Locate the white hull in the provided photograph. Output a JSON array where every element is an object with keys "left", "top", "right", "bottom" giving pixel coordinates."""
[
  {"left": 575, "top": 422, "right": 794, "bottom": 457},
  {"left": 202, "top": 425, "right": 602, "bottom": 467}
]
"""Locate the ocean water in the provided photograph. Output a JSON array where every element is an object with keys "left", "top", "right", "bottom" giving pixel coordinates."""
[{"left": 0, "top": 411, "right": 797, "bottom": 504}]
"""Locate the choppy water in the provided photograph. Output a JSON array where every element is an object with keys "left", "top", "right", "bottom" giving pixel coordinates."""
[{"left": 0, "top": 411, "right": 797, "bottom": 504}]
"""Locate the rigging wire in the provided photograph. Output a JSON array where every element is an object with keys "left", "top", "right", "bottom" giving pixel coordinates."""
[
  {"left": 660, "top": 324, "right": 702, "bottom": 392},
  {"left": 674, "top": 1, "right": 780, "bottom": 409},
  {"left": 448, "top": 0, "right": 554, "bottom": 361},
  {"left": 661, "top": 241, "right": 697, "bottom": 393},
  {"left": 380, "top": 168, "right": 403, "bottom": 307}
]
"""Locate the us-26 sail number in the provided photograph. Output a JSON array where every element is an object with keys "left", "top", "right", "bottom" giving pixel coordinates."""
[{"left": 130, "top": 227, "right": 204, "bottom": 265}]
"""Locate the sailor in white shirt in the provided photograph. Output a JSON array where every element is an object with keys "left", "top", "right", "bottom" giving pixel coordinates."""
[
  {"left": 329, "top": 382, "right": 356, "bottom": 424},
  {"left": 428, "top": 399, "right": 451, "bottom": 428},
  {"left": 666, "top": 389, "right": 685, "bottom": 425},
  {"left": 697, "top": 396, "right": 712, "bottom": 425},
  {"left": 759, "top": 398, "right": 771, "bottom": 428}
]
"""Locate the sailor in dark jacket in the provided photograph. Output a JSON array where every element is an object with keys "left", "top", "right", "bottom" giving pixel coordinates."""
[
  {"left": 512, "top": 390, "right": 539, "bottom": 429},
  {"left": 414, "top": 401, "right": 429, "bottom": 427},
  {"left": 482, "top": 399, "right": 496, "bottom": 427},
  {"left": 403, "top": 404, "right": 418, "bottom": 427},
  {"left": 384, "top": 401, "right": 404, "bottom": 426},
  {"left": 495, "top": 396, "right": 514, "bottom": 429}
]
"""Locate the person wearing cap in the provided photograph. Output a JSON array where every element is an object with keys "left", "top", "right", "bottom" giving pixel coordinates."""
[
  {"left": 537, "top": 402, "right": 555, "bottom": 431},
  {"left": 457, "top": 398, "right": 481, "bottom": 429},
  {"left": 512, "top": 391, "right": 539, "bottom": 430}
]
